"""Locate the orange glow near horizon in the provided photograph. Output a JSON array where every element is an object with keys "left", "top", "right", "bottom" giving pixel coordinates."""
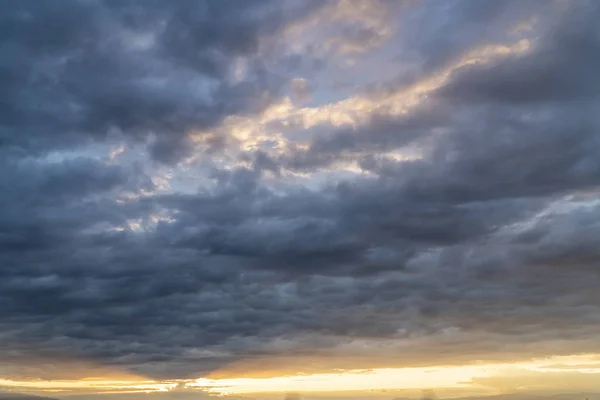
[
  {"left": 0, "top": 378, "right": 179, "bottom": 394},
  {"left": 4, "top": 354, "right": 600, "bottom": 396}
]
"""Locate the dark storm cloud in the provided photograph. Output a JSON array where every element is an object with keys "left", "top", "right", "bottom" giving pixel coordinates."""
[
  {"left": 1, "top": 0, "right": 600, "bottom": 383},
  {"left": 438, "top": 1, "right": 600, "bottom": 104},
  {"left": 0, "top": 0, "right": 319, "bottom": 161}
]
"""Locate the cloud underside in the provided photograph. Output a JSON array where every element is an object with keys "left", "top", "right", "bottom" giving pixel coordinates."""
[{"left": 1, "top": 0, "right": 600, "bottom": 384}]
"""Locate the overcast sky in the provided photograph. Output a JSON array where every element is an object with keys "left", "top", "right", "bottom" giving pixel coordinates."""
[{"left": 1, "top": 0, "right": 600, "bottom": 398}]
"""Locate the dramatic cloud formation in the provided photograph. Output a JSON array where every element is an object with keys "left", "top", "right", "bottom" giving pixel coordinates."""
[{"left": 1, "top": 0, "right": 600, "bottom": 397}]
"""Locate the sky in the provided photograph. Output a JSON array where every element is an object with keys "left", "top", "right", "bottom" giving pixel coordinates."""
[{"left": 1, "top": 0, "right": 600, "bottom": 399}]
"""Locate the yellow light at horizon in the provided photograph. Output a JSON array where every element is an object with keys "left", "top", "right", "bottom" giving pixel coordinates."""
[
  {"left": 188, "top": 365, "right": 495, "bottom": 395},
  {"left": 187, "top": 354, "right": 600, "bottom": 396},
  {"left": 3, "top": 354, "right": 600, "bottom": 396},
  {"left": 0, "top": 378, "right": 178, "bottom": 394}
]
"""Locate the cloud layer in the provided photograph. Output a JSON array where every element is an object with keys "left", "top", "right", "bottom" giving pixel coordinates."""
[{"left": 1, "top": 0, "right": 600, "bottom": 387}]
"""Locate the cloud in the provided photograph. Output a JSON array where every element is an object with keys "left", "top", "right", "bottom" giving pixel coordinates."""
[
  {"left": 1, "top": 0, "right": 600, "bottom": 388},
  {"left": 0, "top": 0, "right": 321, "bottom": 162},
  {"left": 438, "top": 1, "right": 600, "bottom": 103}
]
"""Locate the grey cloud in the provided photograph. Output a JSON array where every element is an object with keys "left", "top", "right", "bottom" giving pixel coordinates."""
[
  {"left": 275, "top": 108, "right": 444, "bottom": 172},
  {"left": 1, "top": 0, "right": 600, "bottom": 384},
  {"left": 438, "top": 1, "right": 600, "bottom": 103},
  {"left": 290, "top": 78, "right": 312, "bottom": 105},
  {"left": 395, "top": 0, "right": 547, "bottom": 74},
  {"left": 0, "top": 0, "right": 321, "bottom": 161}
]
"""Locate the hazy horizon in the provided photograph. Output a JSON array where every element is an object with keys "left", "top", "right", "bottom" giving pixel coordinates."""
[{"left": 3, "top": 388, "right": 600, "bottom": 400}]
